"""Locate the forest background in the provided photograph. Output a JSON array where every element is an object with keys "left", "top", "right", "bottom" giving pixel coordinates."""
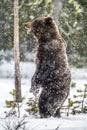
[{"left": 0, "top": 0, "right": 87, "bottom": 68}]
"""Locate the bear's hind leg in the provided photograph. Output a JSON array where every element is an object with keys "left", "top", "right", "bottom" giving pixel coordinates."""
[
  {"left": 54, "top": 108, "right": 61, "bottom": 118},
  {"left": 38, "top": 90, "right": 51, "bottom": 118}
]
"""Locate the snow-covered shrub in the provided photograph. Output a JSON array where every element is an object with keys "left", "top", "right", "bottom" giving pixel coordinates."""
[
  {"left": 26, "top": 96, "right": 39, "bottom": 116},
  {"left": 71, "top": 82, "right": 76, "bottom": 88},
  {"left": 5, "top": 89, "right": 25, "bottom": 118},
  {"left": 72, "top": 84, "right": 87, "bottom": 114},
  {"left": 1, "top": 117, "right": 27, "bottom": 130},
  {"left": 62, "top": 84, "right": 87, "bottom": 115}
]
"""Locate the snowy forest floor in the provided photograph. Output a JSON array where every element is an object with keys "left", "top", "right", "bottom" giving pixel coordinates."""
[{"left": 0, "top": 61, "right": 87, "bottom": 130}]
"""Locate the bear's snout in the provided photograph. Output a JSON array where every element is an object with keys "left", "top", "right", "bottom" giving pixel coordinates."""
[{"left": 24, "top": 22, "right": 32, "bottom": 28}]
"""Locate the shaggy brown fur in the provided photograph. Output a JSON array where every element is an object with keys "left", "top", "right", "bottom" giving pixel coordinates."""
[{"left": 25, "top": 16, "right": 71, "bottom": 118}]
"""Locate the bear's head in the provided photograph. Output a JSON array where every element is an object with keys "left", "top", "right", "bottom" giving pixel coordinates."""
[{"left": 25, "top": 16, "right": 60, "bottom": 42}]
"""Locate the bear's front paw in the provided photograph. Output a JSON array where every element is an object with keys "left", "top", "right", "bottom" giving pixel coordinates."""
[
  {"left": 30, "top": 87, "right": 39, "bottom": 96},
  {"left": 33, "top": 89, "right": 39, "bottom": 96},
  {"left": 30, "top": 87, "right": 33, "bottom": 93}
]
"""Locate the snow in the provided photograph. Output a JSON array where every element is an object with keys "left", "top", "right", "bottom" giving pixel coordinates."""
[
  {"left": 0, "top": 115, "right": 87, "bottom": 130},
  {"left": 24, "top": 115, "right": 87, "bottom": 130},
  {"left": 0, "top": 61, "right": 87, "bottom": 130},
  {"left": 0, "top": 61, "right": 35, "bottom": 78},
  {"left": 71, "top": 67, "right": 87, "bottom": 79}
]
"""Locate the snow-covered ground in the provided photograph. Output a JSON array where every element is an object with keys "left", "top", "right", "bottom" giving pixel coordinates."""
[{"left": 0, "top": 61, "right": 87, "bottom": 130}]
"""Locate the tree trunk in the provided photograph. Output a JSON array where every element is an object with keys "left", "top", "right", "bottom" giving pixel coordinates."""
[
  {"left": 52, "top": 0, "right": 64, "bottom": 25},
  {"left": 14, "top": 0, "right": 22, "bottom": 102}
]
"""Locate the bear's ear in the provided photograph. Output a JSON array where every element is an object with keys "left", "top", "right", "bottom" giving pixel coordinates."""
[{"left": 44, "top": 17, "right": 53, "bottom": 26}]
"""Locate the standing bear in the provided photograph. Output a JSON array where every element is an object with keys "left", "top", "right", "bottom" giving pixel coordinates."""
[{"left": 25, "top": 16, "right": 71, "bottom": 118}]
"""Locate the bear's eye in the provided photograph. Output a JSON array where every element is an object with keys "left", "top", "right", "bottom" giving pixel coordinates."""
[
  {"left": 44, "top": 17, "right": 52, "bottom": 26},
  {"left": 33, "top": 20, "right": 42, "bottom": 27}
]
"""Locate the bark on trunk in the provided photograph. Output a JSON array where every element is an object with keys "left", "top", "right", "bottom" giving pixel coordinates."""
[{"left": 14, "top": 0, "right": 21, "bottom": 102}]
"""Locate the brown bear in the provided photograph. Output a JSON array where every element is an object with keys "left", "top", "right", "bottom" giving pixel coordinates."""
[{"left": 25, "top": 16, "right": 71, "bottom": 118}]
